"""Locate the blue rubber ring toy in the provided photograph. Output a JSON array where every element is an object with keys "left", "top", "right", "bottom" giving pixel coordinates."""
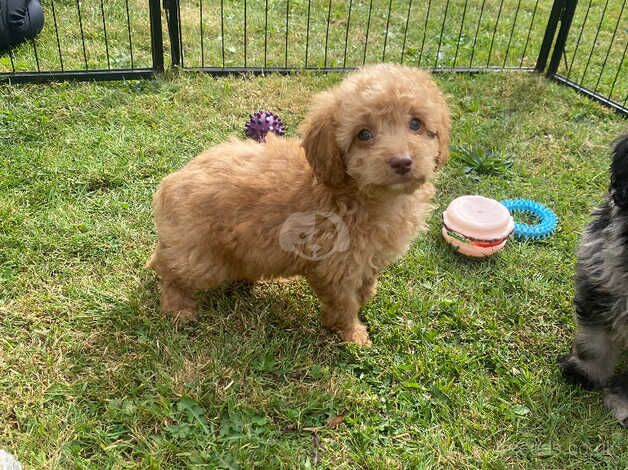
[{"left": 500, "top": 199, "right": 558, "bottom": 239}]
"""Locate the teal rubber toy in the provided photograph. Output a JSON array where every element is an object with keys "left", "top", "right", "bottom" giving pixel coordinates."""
[{"left": 500, "top": 199, "right": 557, "bottom": 239}]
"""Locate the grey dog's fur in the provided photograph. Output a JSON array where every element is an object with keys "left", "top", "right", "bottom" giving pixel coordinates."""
[{"left": 559, "top": 135, "right": 628, "bottom": 427}]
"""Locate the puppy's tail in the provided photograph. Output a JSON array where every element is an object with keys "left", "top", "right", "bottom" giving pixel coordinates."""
[{"left": 610, "top": 134, "right": 628, "bottom": 208}]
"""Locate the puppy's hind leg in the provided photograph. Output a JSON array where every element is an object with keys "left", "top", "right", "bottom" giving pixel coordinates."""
[
  {"left": 559, "top": 324, "right": 620, "bottom": 390},
  {"left": 148, "top": 242, "right": 213, "bottom": 323},
  {"left": 604, "top": 370, "right": 628, "bottom": 427}
]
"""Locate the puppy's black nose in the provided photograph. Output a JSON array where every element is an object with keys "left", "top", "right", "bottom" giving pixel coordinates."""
[{"left": 389, "top": 156, "right": 413, "bottom": 175}]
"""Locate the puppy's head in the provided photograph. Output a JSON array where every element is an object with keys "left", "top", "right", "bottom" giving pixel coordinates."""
[
  {"left": 610, "top": 134, "right": 628, "bottom": 208},
  {"left": 300, "top": 64, "right": 450, "bottom": 193}
]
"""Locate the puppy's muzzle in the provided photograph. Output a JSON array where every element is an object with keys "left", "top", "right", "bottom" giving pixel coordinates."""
[{"left": 389, "top": 156, "right": 413, "bottom": 175}]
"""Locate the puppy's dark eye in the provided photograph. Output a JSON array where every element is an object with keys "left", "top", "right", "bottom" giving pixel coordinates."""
[
  {"left": 357, "top": 129, "right": 373, "bottom": 141},
  {"left": 409, "top": 118, "right": 422, "bottom": 131}
]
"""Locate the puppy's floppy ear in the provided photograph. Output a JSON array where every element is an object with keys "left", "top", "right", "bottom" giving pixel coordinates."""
[
  {"left": 300, "top": 91, "right": 346, "bottom": 188},
  {"left": 433, "top": 94, "right": 451, "bottom": 169},
  {"left": 610, "top": 134, "right": 628, "bottom": 208}
]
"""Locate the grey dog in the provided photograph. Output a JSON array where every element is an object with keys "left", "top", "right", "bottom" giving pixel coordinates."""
[{"left": 559, "top": 135, "right": 628, "bottom": 427}]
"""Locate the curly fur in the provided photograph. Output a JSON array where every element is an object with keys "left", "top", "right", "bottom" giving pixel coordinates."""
[
  {"left": 147, "top": 64, "right": 450, "bottom": 345},
  {"left": 559, "top": 135, "right": 628, "bottom": 426}
]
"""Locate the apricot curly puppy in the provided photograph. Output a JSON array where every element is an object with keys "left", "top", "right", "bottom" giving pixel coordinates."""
[{"left": 147, "top": 64, "right": 450, "bottom": 346}]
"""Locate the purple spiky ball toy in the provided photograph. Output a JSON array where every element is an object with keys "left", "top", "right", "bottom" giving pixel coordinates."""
[{"left": 244, "top": 110, "right": 286, "bottom": 142}]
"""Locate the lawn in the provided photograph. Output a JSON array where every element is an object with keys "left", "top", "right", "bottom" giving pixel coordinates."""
[
  {"left": 0, "top": 70, "right": 626, "bottom": 468},
  {"left": 1, "top": 1, "right": 626, "bottom": 105}
]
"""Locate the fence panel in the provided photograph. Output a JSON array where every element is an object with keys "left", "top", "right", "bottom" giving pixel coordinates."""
[
  {"left": 0, "top": 0, "right": 624, "bottom": 115},
  {"left": 172, "top": 1, "right": 553, "bottom": 72},
  {"left": 550, "top": 0, "right": 626, "bottom": 113},
  {"left": 0, "top": 0, "right": 163, "bottom": 82}
]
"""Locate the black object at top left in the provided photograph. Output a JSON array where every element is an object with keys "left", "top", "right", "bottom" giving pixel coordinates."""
[{"left": 0, "top": 0, "right": 44, "bottom": 52}]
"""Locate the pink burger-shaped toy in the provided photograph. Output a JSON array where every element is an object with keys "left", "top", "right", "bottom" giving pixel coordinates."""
[{"left": 442, "top": 195, "right": 514, "bottom": 257}]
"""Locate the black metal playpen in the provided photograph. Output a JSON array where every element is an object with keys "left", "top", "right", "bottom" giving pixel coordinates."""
[{"left": 0, "top": 1, "right": 625, "bottom": 115}]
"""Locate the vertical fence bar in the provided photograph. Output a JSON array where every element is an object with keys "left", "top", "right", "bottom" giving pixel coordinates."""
[
  {"left": 221, "top": 0, "right": 225, "bottom": 68},
  {"left": 27, "top": 1, "right": 41, "bottom": 74},
  {"left": 264, "top": 0, "right": 269, "bottom": 68},
  {"left": 566, "top": 0, "right": 592, "bottom": 79},
  {"left": 305, "top": 0, "right": 311, "bottom": 68},
  {"left": 382, "top": 0, "right": 393, "bottom": 62},
  {"left": 31, "top": 40, "right": 40, "bottom": 72},
  {"left": 100, "top": 0, "right": 111, "bottom": 70},
  {"left": 164, "top": 0, "right": 181, "bottom": 67},
  {"left": 435, "top": 0, "right": 451, "bottom": 68},
  {"left": 124, "top": 0, "right": 135, "bottom": 68},
  {"left": 453, "top": 0, "right": 468, "bottom": 67},
  {"left": 469, "top": 0, "right": 486, "bottom": 67},
  {"left": 547, "top": 0, "right": 578, "bottom": 76},
  {"left": 200, "top": 0, "right": 205, "bottom": 67},
  {"left": 400, "top": 0, "right": 413, "bottom": 65},
  {"left": 418, "top": 0, "right": 432, "bottom": 66},
  {"left": 8, "top": 50, "right": 15, "bottom": 73},
  {"left": 503, "top": 0, "right": 522, "bottom": 68},
  {"left": 343, "top": 0, "right": 353, "bottom": 68},
  {"left": 579, "top": 0, "right": 609, "bottom": 84},
  {"left": 519, "top": 0, "right": 540, "bottom": 67},
  {"left": 50, "top": 0, "right": 64, "bottom": 71},
  {"left": 177, "top": 0, "right": 184, "bottom": 67},
  {"left": 536, "top": 0, "right": 565, "bottom": 72},
  {"left": 324, "top": 0, "right": 332, "bottom": 68},
  {"left": 487, "top": 0, "right": 505, "bottom": 67},
  {"left": 285, "top": 0, "right": 290, "bottom": 68},
  {"left": 609, "top": 42, "right": 627, "bottom": 99},
  {"left": 75, "top": 0, "right": 89, "bottom": 69},
  {"left": 363, "top": 0, "right": 373, "bottom": 65},
  {"left": 244, "top": 0, "right": 248, "bottom": 68},
  {"left": 594, "top": 0, "right": 625, "bottom": 93},
  {"left": 149, "top": 0, "right": 164, "bottom": 72}
]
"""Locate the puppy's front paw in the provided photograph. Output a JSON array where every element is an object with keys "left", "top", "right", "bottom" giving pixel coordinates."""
[
  {"left": 340, "top": 324, "right": 372, "bottom": 347},
  {"left": 559, "top": 354, "right": 598, "bottom": 390},
  {"left": 170, "top": 308, "right": 199, "bottom": 324}
]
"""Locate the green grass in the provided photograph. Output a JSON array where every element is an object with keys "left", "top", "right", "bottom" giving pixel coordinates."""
[
  {"left": 1, "top": 70, "right": 626, "bottom": 468},
  {"left": 1, "top": 1, "right": 626, "bottom": 104}
]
